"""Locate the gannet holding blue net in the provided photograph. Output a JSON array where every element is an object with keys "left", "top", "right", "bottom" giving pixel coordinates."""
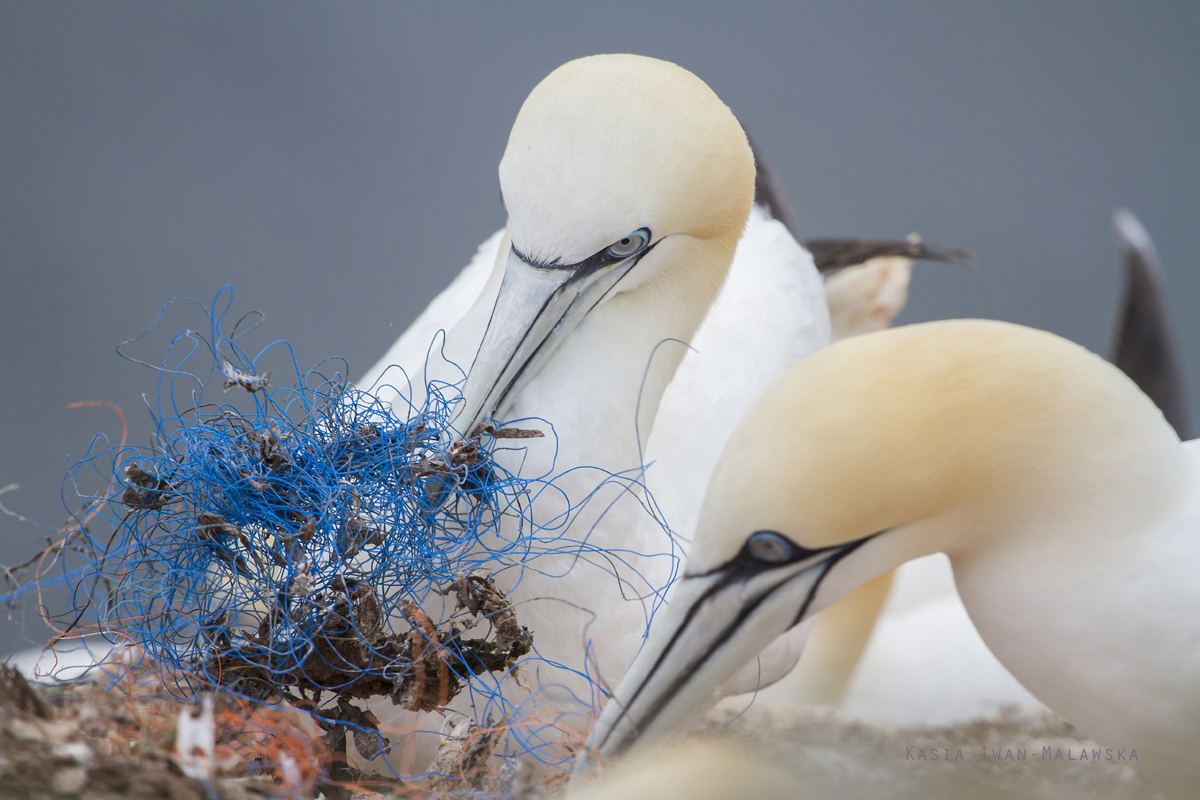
[{"left": 356, "top": 54, "right": 833, "bottom": 771}]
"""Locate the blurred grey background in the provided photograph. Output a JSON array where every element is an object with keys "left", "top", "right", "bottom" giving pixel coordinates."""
[{"left": 1, "top": 2, "right": 1198, "bottom": 655}]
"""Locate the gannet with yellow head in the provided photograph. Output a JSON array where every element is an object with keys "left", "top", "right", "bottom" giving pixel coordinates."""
[
  {"left": 359, "top": 54, "right": 774, "bottom": 772},
  {"left": 585, "top": 319, "right": 1200, "bottom": 792},
  {"left": 453, "top": 54, "right": 755, "bottom": 439},
  {"left": 362, "top": 54, "right": 755, "bottom": 439},
  {"left": 450, "top": 55, "right": 758, "bottom": 715}
]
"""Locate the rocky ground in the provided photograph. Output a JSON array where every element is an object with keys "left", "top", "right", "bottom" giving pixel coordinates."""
[
  {"left": 0, "top": 665, "right": 281, "bottom": 800},
  {"left": 686, "top": 698, "right": 1153, "bottom": 800},
  {"left": 0, "top": 665, "right": 1156, "bottom": 800}
]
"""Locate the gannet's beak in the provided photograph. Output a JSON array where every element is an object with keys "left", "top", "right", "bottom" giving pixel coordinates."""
[
  {"left": 581, "top": 534, "right": 871, "bottom": 765},
  {"left": 455, "top": 239, "right": 653, "bottom": 434}
]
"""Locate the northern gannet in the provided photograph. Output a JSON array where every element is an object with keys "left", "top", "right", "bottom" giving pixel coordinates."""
[
  {"left": 431, "top": 56, "right": 761, "bottom": 721},
  {"left": 359, "top": 54, "right": 768, "bottom": 770},
  {"left": 742, "top": 149, "right": 966, "bottom": 705},
  {"left": 585, "top": 319, "right": 1200, "bottom": 793}
]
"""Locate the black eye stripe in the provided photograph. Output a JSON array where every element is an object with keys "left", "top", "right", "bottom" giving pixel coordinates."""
[
  {"left": 512, "top": 227, "right": 653, "bottom": 271},
  {"left": 686, "top": 529, "right": 862, "bottom": 585},
  {"left": 603, "top": 530, "right": 882, "bottom": 753},
  {"left": 678, "top": 529, "right": 886, "bottom": 624}
]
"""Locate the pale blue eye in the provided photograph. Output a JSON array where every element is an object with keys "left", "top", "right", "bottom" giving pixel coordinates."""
[
  {"left": 606, "top": 228, "right": 650, "bottom": 259},
  {"left": 747, "top": 531, "right": 793, "bottom": 563}
]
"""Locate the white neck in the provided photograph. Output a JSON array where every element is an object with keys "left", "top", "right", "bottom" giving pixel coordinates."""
[
  {"left": 950, "top": 438, "right": 1200, "bottom": 789},
  {"left": 828, "top": 420, "right": 1200, "bottom": 789}
]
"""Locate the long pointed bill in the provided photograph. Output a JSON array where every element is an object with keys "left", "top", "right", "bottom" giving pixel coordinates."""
[
  {"left": 454, "top": 245, "right": 645, "bottom": 435},
  {"left": 582, "top": 538, "right": 867, "bottom": 764}
]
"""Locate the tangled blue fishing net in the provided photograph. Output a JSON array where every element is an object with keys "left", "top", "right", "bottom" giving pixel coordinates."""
[
  {"left": 0, "top": 286, "right": 683, "bottom": 783},
  {"left": 15, "top": 289, "right": 546, "bottom": 717}
]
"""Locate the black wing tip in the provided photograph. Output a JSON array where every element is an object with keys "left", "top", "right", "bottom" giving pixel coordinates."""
[
  {"left": 807, "top": 238, "right": 975, "bottom": 274},
  {"left": 1110, "top": 206, "right": 1191, "bottom": 440},
  {"left": 1113, "top": 207, "right": 1162, "bottom": 272}
]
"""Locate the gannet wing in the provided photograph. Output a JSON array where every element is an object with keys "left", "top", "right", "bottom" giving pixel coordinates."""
[
  {"left": 1111, "top": 208, "right": 1190, "bottom": 439},
  {"left": 749, "top": 135, "right": 806, "bottom": 245},
  {"left": 807, "top": 238, "right": 972, "bottom": 273},
  {"left": 750, "top": 135, "right": 974, "bottom": 275}
]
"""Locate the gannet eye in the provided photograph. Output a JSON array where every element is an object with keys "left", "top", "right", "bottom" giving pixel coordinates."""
[
  {"left": 746, "top": 531, "right": 793, "bottom": 563},
  {"left": 605, "top": 228, "right": 650, "bottom": 260}
]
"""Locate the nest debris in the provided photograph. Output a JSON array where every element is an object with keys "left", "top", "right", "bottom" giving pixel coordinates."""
[
  {"left": 203, "top": 571, "right": 531, "bottom": 722},
  {"left": 0, "top": 664, "right": 291, "bottom": 800}
]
